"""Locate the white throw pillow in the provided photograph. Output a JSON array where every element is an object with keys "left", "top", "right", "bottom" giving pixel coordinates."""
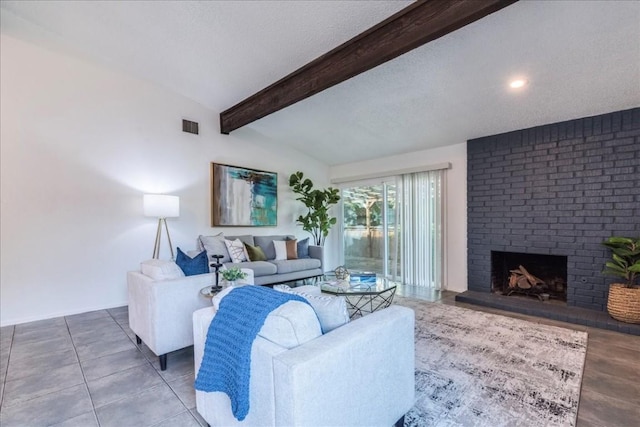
[
  {"left": 212, "top": 287, "right": 322, "bottom": 348},
  {"left": 140, "top": 259, "right": 185, "bottom": 281},
  {"left": 224, "top": 238, "right": 247, "bottom": 263},
  {"left": 273, "top": 240, "right": 287, "bottom": 260},
  {"left": 260, "top": 301, "right": 322, "bottom": 348},
  {"left": 276, "top": 286, "right": 350, "bottom": 333}
]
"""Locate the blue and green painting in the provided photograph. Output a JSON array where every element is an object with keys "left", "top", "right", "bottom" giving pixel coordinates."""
[{"left": 212, "top": 163, "right": 277, "bottom": 226}]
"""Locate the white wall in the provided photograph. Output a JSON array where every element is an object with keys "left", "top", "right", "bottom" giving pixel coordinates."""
[
  {"left": 329, "top": 143, "right": 468, "bottom": 292},
  {"left": 0, "top": 35, "right": 331, "bottom": 326}
]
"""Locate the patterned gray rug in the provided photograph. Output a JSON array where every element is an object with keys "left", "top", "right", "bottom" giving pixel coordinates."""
[{"left": 394, "top": 297, "right": 588, "bottom": 427}]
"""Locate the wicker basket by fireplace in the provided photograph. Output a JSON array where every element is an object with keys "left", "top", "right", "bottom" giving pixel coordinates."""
[{"left": 607, "top": 284, "right": 640, "bottom": 324}]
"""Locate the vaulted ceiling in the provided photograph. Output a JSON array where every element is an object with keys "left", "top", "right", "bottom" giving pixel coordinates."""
[{"left": 2, "top": 1, "right": 639, "bottom": 166}]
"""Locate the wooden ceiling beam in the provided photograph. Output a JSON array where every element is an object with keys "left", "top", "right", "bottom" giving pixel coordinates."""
[{"left": 220, "top": 0, "right": 518, "bottom": 134}]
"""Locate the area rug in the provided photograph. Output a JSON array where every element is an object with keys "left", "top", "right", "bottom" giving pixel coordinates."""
[{"left": 394, "top": 297, "right": 588, "bottom": 427}]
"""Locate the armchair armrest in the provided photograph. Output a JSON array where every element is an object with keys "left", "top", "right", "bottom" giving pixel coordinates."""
[
  {"left": 127, "top": 271, "right": 213, "bottom": 356},
  {"left": 193, "top": 306, "right": 289, "bottom": 426},
  {"left": 273, "top": 305, "right": 415, "bottom": 426}
]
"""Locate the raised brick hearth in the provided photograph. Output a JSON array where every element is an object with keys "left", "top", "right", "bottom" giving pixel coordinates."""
[{"left": 457, "top": 107, "right": 640, "bottom": 335}]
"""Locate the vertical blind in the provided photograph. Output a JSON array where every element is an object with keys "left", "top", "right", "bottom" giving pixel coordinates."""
[{"left": 398, "top": 170, "right": 444, "bottom": 289}]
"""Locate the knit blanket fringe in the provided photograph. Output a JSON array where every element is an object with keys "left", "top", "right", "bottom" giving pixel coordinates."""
[{"left": 194, "top": 286, "right": 309, "bottom": 421}]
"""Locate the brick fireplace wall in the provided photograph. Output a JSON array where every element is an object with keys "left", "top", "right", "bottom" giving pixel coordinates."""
[{"left": 467, "top": 107, "right": 640, "bottom": 311}]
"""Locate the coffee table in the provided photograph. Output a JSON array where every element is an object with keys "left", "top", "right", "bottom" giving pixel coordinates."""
[{"left": 320, "top": 275, "right": 397, "bottom": 318}]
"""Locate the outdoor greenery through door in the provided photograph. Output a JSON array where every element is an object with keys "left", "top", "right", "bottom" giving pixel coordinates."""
[
  {"left": 340, "top": 169, "right": 444, "bottom": 289},
  {"left": 342, "top": 181, "right": 399, "bottom": 278}
]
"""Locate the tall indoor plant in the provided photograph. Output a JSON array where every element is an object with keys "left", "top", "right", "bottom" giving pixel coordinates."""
[
  {"left": 289, "top": 171, "right": 340, "bottom": 246},
  {"left": 602, "top": 236, "right": 640, "bottom": 324}
]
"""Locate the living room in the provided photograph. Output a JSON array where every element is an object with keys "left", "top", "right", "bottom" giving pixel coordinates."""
[{"left": 1, "top": 1, "right": 639, "bottom": 426}]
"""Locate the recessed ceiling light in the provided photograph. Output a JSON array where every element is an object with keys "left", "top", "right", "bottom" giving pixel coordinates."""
[{"left": 509, "top": 79, "right": 528, "bottom": 89}]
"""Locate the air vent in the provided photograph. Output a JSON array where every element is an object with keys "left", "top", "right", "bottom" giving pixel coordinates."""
[{"left": 182, "top": 119, "right": 199, "bottom": 135}]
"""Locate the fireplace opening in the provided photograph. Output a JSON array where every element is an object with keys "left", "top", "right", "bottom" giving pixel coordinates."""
[{"left": 491, "top": 251, "right": 567, "bottom": 302}]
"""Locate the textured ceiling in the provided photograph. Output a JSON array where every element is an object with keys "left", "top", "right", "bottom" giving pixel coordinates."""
[{"left": 2, "top": 1, "right": 639, "bottom": 166}]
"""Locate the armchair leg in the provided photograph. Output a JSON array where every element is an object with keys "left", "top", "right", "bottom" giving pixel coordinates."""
[
  {"left": 394, "top": 415, "right": 405, "bottom": 427},
  {"left": 159, "top": 354, "right": 167, "bottom": 371},
  {"left": 135, "top": 335, "right": 142, "bottom": 345}
]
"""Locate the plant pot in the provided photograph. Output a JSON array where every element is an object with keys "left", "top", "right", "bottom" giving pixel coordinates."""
[
  {"left": 607, "top": 283, "right": 640, "bottom": 324},
  {"left": 221, "top": 280, "right": 236, "bottom": 288}
]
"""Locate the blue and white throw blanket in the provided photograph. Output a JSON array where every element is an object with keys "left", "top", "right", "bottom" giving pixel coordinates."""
[{"left": 194, "top": 286, "right": 310, "bottom": 421}]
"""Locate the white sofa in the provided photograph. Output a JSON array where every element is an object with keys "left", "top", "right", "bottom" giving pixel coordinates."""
[
  {"left": 193, "top": 303, "right": 415, "bottom": 427},
  {"left": 127, "top": 268, "right": 253, "bottom": 370}
]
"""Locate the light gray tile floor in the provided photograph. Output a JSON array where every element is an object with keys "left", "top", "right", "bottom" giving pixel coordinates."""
[
  {"left": 0, "top": 308, "right": 205, "bottom": 427},
  {"left": 1, "top": 290, "right": 638, "bottom": 426}
]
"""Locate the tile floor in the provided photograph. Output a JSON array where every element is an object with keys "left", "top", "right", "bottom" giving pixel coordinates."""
[
  {"left": 0, "top": 307, "right": 205, "bottom": 427},
  {"left": 1, "top": 288, "right": 639, "bottom": 426}
]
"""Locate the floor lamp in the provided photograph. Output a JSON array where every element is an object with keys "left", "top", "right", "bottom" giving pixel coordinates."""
[{"left": 143, "top": 194, "right": 180, "bottom": 260}]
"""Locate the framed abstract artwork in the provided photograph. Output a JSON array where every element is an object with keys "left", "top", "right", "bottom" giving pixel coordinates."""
[{"left": 211, "top": 163, "right": 278, "bottom": 227}]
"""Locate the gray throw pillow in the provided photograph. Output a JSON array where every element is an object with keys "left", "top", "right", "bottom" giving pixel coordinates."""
[
  {"left": 254, "top": 235, "right": 287, "bottom": 260},
  {"left": 199, "top": 234, "right": 231, "bottom": 264},
  {"left": 297, "top": 237, "right": 310, "bottom": 259}
]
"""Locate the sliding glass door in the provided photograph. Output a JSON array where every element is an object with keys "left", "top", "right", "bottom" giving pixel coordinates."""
[
  {"left": 340, "top": 168, "right": 445, "bottom": 289},
  {"left": 341, "top": 180, "right": 399, "bottom": 278}
]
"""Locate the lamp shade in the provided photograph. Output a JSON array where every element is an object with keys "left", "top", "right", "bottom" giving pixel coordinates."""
[{"left": 143, "top": 194, "right": 180, "bottom": 218}]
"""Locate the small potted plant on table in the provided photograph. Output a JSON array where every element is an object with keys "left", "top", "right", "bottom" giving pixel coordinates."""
[
  {"left": 221, "top": 267, "right": 248, "bottom": 287},
  {"left": 602, "top": 236, "right": 640, "bottom": 324}
]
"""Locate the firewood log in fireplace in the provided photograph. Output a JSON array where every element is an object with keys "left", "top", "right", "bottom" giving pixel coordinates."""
[{"left": 508, "top": 265, "right": 545, "bottom": 290}]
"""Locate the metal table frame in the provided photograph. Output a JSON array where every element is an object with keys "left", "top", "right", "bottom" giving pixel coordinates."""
[{"left": 322, "top": 284, "right": 397, "bottom": 318}]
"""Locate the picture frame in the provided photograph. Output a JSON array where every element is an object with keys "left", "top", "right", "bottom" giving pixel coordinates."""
[{"left": 211, "top": 163, "right": 278, "bottom": 227}]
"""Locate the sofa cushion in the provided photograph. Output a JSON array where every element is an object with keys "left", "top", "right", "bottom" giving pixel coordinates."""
[
  {"left": 176, "top": 248, "right": 209, "bottom": 276},
  {"left": 270, "top": 258, "right": 322, "bottom": 274},
  {"left": 273, "top": 240, "right": 287, "bottom": 260},
  {"left": 244, "top": 242, "right": 267, "bottom": 262},
  {"left": 225, "top": 239, "right": 248, "bottom": 263},
  {"left": 253, "top": 235, "right": 292, "bottom": 260},
  {"left": 224, "top": 261, "right": 277, "bottom": 277},
  {"left": 275, "top": 285, "right": 350, "bottom": 333},
  {"left": 296, "top": 237, "right": 310, "bottom": 259},
  {"left": 212, "top": 286, "right": 321, "bottom": 349},
  {"left": 285, "top": 240, "right": 298, "bottom": 259},
  {"left": 140, "top": 259, "right": 185, "bottom": 280},
  {"left": 199, "top": 233, "right": 231, "bottom": 264}
]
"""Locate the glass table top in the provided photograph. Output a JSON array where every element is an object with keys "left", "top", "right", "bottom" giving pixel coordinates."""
[{"left": 319, "top": 273, "right": 397, "bottom": 295}]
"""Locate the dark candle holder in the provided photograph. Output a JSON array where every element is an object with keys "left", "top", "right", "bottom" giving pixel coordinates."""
[{"left": 210, "top": 254, "right": 224, "bottom": 292}]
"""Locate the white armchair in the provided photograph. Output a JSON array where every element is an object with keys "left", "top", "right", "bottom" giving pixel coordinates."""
[
  {"left": 128, "top": 267, "right": 253, "bottom": 370},
  {"left": 193, "top": 304, "right": 415, "bottom": 426}
]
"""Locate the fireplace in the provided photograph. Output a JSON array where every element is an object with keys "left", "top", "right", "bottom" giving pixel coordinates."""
[
  {"left": 460, "top": 108, "right": 640, "bottom": 334},
  {"left": 465, "top": 107, "right": 640, "bottom": 312},
  {"left": 492, "top": 251, "right": 567, "bottom": 302}
]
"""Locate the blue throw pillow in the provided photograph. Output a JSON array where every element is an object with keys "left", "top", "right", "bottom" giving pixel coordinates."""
[
  {"left": 297, "top": 237, "right": 310, "bottom": 259},
  {"left": 176, "top": 248, "right": 208, "bottom": 276}
]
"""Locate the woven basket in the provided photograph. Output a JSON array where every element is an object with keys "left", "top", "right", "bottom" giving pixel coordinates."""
[{"left": 607, "top": 284, "right": 640, "bottom": 324}]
